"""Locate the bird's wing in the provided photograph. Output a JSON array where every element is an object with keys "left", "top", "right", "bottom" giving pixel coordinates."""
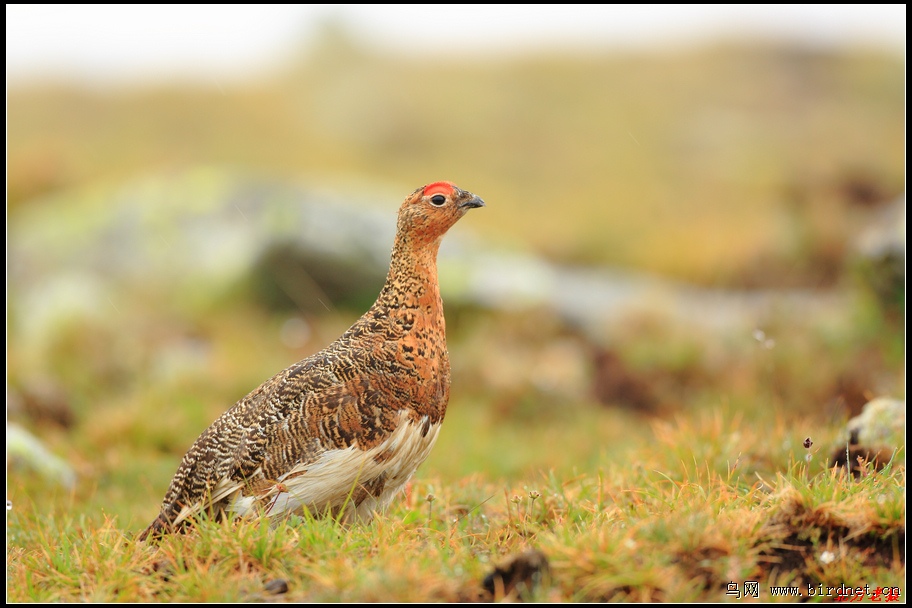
[
  {"left": 153, "top": 352, "right": 408, "bottom": 529},
  {"left": 152, "top": 357, "right": 325, "bottom": 528}
]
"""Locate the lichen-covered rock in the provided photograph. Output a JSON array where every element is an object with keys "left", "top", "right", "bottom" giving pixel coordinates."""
[{"left": 845, "top": 397, "right": 905, "bottom": 450}]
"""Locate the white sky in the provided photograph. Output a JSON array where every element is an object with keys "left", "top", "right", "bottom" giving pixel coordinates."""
[{"left": 6, "top": 4, "right": 906, "bottom": 83}]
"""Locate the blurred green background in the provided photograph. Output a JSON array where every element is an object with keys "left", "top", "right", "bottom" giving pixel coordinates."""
[{"left": 6, "top": 6, "right": 905, "bottom": 531}]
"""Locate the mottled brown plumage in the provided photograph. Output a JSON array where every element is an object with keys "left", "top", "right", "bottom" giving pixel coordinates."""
[{"left": 139, "top": 182, "right": 484, "bottom": 541}]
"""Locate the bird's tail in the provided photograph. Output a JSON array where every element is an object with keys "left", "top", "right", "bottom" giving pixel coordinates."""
[{"left": 137, "top": 513, "right": 173, "bottom": 542}]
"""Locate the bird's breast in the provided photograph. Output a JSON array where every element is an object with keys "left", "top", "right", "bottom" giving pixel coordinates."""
[{"left": 379, "top": 303, "right": 450, "bottom": 419}]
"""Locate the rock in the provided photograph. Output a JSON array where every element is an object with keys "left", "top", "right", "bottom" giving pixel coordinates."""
[
  {"left": 591, "top": 348, "right": 660, "bottom": 413},
  {"left": 846, "top": 397, "right": 905, "bottom": 449},
  {"left": 8, "top": 378, "right": 75, "bottom": 429},
  {"left": 829, "top": 397, "right": 905, "bottom": 476},
  {"left": 482, "top": 549, "right": 550, "bottom": 600},
  {"left": 6, "top": 423, "right": 76, "bottom": 489},
  {"left": 852, "top": 195, "right": 905, "bottom": 314},
  {"left": 263, "top": 579, "right": 289, "bottom": 595},
  {"left": 9, "top": 168, "right": 857, "bottom": 345}
]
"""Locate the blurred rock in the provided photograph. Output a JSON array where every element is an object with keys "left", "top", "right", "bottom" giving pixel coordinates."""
[
  {"left": 7, "top": 378, "right": 75, "bottom": 429},
  {"left": 249, "top": 240, "right": 383, "bottom": 312},
  {"left": 845, "top": 397, "right": 905, "bottom": 449},
  {"left": 6, "top": 423, "right": 76, "bottom": 489},
  {"left": 482, "top": 549, "right": 550, "bottom": 601},
  {"left": 851, "top": 195, "right": 904, "bottom": 314},
  {"left": 829, "top": 397, "right": 905, "bottom": 477},
  {"left": 8, "top": 168, "right": 858, "bottom": 347},
  {"left": 591, "top": 348, "right": 660, "bottom": 413},
  {"left": 263, "top": 579, "right": 289, "bottom": 595},
  {"left": 7, "top": 171, "right": 398, "bottom": 317},
  {"left": 459, "top": 251, "right": 851, "bottom": 341},
  {"left": 838, "top": 171, "right": 896, "bottom": 209}
]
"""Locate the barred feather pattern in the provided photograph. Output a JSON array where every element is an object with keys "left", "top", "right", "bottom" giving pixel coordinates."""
[{"left": 139, "top": 182, "right": 484, "bottom": 541}]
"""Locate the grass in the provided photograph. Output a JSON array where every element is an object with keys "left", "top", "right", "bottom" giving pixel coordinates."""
[{"left": 7, "top": 405, "right": 905, "bottom": 602}]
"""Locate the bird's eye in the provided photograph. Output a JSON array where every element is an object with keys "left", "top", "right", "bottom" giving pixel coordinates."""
[{"left": 430, "top": 194, "right": 447, "bottom": 206}]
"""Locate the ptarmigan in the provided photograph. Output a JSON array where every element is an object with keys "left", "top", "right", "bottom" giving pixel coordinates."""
[{"left": 139, "top": 182, "right": 484, "bottom": 540}]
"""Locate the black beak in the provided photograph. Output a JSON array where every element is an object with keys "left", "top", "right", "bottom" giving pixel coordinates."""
[{"left": 459, "top": 195, "right": 485, "bottom": 209}]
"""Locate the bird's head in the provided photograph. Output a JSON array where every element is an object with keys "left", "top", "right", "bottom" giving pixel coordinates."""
[{"left": 397, "top": 181, "right": 485, "bottom": 246}]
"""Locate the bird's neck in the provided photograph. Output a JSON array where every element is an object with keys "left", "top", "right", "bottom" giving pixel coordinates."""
[{"left": 378, "top": 236, "right": 443, "bottom": 314}]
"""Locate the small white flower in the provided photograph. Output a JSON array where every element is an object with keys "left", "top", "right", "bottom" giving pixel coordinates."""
[{"left": 819, "top": 550, "right": 836, "bottom": 564}]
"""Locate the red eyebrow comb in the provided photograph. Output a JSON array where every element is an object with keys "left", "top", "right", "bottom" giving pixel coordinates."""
[{"left": 423, "top": 182, "right": 456, "bottom": 197}]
